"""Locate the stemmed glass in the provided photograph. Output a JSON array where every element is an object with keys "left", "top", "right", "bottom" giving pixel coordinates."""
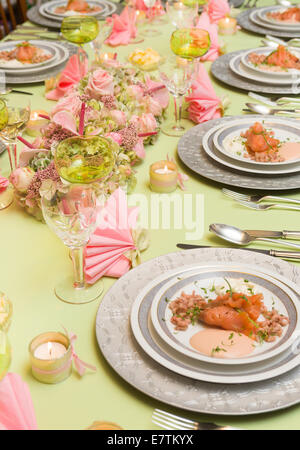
[
  {"left": 41, "top": 184, "right": 102, "bottom": 304},
  {"left": 170, "top": 27, "right": 210, "bottom": 59},
  {"left": 41, "top": 135, "right": 117, "bottom": 304},
  {"left": 90, "top": 21, "right": 113, "bottom": 63},
  {"left": 61, "top": 15, "right": 99, "bottom": 75},
  {"left": 141, "top": 0, "right": 162, "bottom": 36},
  {"left": 0, "top": 95, "right": 31, "bottom": 209},
  {"left": 159, "top": 55, "right": 195, "bottom": 137},
  {"left": 166, "top": 0, "right": 199, "bottom": 29}
]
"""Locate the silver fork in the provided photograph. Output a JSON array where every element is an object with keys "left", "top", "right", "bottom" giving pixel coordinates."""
[
  {"left": 152, "top": 409, "right": 241, "bottom": 430},
  {"left": 235, "top": 199, "right": 300, "bottom": 211},
  {"left": 222, "top": 188, "right": 300, "bottom": 206}
]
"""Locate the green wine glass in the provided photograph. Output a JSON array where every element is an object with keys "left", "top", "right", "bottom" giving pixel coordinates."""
[
  {"left": 170, "top": 27, "right": 210, "bottom": 59},
  {"left": 61, "top": 15, "right": 100, "bottom": 75},
  {"left": 54, "top": 135, "right": 117, "bottom": 184}
]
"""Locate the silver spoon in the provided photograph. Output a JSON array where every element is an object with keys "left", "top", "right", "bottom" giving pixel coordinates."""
[
  {"left": 209, "top": 223, "right": 300, "bottom": 250},
  {"left": 244, "top": 103, "right": 300, "bottom": 115},
  {"left": 276, "top": 0, "right": 294, "bottom": 6}
]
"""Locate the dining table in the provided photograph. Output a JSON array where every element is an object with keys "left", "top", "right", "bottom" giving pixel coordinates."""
[{"left": 1, "top": 0, "right": 300, "bottom": 430}]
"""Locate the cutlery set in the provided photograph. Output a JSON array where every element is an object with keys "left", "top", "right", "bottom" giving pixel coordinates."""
[{"left": 223, "top": 188, "right": 300, "bottom": 211}]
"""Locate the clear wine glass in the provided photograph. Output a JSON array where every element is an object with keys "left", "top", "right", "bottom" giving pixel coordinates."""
[
  {"left": 159, "top": 55, "right": 195, "bottom": 137},
  {"left": 41, "top": 183, "right": 103, "bottom": 304},
  {"left": 166, "top": 0, "right": 199, "bottom": 29},
  {"left": 90, "top": 21, "right": 113, "bottom": 62},
  {"left": 0, "top": 95, "right": 31, "bottom": 210},
  {"left": 141, "top": 0, "right": 162, "bottom": 36}
]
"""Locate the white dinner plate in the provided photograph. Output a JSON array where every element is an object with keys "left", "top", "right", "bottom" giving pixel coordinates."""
[
  {"left": 213, "top": 119, "right": 300, "bottom": 167},
  {"left": 258, "top": 5, "right": 300, "bottom": 29},
  {"left": 202, "top": 120, "right": 300, "bottom": 176},
  {"left": 39, "top": 0, "right": 116, "bottom": 21},
  {"left": 130, "top": 262, "right": 300, "bottom": 384},
  {"left": 241, "top": 47, "right": 300, "bottom": 79},
  {"left": 0, "top": 40, "right": 68, "bottom": 75},
  {"left": 150, "top": 265, "right": 300, "bottom": 365},
  {"left": 250, "top": 9, "right": 300, "bottom": 32},
  {"left": 0, "top": 40, "right": 58, "bottom": 70},
  {"left": 230, "top": 53, "right": 300, "bottom": 86}
]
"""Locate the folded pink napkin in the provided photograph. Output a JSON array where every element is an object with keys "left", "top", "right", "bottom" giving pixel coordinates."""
[
  {"left": 46, "top": 52, "right": 88, "bottom": 101},
  {"left": 204, "top": 0, "right": 230, "bottom": 23},
  {"left": 105, "top": 6, "right": 137, "bottom": 47},
  {"left": 0, "top": 373, "right": 38, "bottom": 430},
  {"left": 196, "top": 12, "right": 221, "bottom": 61},
  {"left": 185, "top": 63, "right": 222, "bottom": 124},
  {"left": 84, "top": 188, "right": 148, "bottom": 284}
]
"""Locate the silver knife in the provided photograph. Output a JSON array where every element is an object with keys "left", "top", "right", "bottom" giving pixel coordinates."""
[
  {"left": 245, "top": 230, "right": 300, "bottom": 239},
  {"left": 176, "top": 244, "right": 300, "bottom": 259}
]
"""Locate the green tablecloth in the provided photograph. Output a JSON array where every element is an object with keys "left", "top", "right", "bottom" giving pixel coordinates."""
[{"left": 1, "top": 0, "right": 300, "bottom": 430}]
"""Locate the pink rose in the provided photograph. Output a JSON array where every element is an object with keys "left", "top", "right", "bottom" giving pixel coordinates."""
[
  {"left": 0, "top": 175, "right": 9, "bottom": 193},
  {"left": 130, "top": 113, "right": 157, "bottom": 134},
  {"left": 105, "top": 132, "right": 123, "bottom": 146},
  {"left": 127, "top": 84, "right": 144, "bottom": 101},
  {"left": 205, "top": 0, "right": 230, "bottom": 23},
  {"left": 85, "top": 69, "right": 114, "bottom": 100},
  {"left": 10, "top": 167, "right": 35, "bottom": 193},
  {"left": 101, "top": 58, "right": 122, "bottom": 69},
  {"left": 143, "top": 96, "right": 162, "bottom": 116},
  {"left": 109, "top": 110, "right": 127, "bottom": 127},
  {"left": 51, "top": 91, "right": 82, "bottom": 117}
]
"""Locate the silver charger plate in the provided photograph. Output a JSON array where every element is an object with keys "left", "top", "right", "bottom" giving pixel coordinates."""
[
  {"left": 5, "top": 41, "right": 77, "bottom": 85},
  {"left": 27, "top": 0, "right": 124, "bottom": 30},
  {"left": 96, "top": 248, "right": 300, "bottom": 415},
  {"left": 177, "top": 115, "right": 300, "bottom": 191},
  {"left": 237, "top": 8, "right": 300, "bottom": 38},
  {"left": 211, "top": 51, "right": 300, "bottom": 95}
]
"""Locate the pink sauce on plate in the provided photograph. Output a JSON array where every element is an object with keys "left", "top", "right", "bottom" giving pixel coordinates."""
[
  {"left": 189, "top": 329, "right": 255, "bottom": 359},
  {"left": 279, "top": 142, "right": 300, "bottom": 161}
]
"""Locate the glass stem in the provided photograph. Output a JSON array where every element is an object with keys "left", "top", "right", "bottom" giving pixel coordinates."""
[
  {"left": 70, "top": 247, "right": 85, "bottom": 290},
  {"left": 7, "top": 142, "right": 17, "bottom": 173},
  {"left": 173, "top": 95, "right": 183, "bottom": 131},
  {"left": 78, "top": 45, "right": 86, "bottom": 78}
]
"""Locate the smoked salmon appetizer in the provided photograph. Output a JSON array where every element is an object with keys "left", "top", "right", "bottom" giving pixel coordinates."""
[
  {"left": 169, "top": 281, "right": 289, "bottom": 343},
  {"left": 240, "top": 122, "right": 282, "bottom": 162},
  {"left": 267, "top": 6, "right": 300, "bottom": 23},
  {"left": 55, "top": 0, "right": 102, "bottom": 14},
  {"left": 248, "top": 45, "right": 300, "bottom": 72},
  {"left": 0, "top": 42, "right": 52, "bottom": 65}
]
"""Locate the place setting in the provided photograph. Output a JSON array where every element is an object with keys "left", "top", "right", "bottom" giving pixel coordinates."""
[
  {"left": 27, "top": 0, "right": 123, "bottom": 30},
  {"left": 211, "top": 41, "right": 300, "bottom": 95},
  {"left": 237, "top": 1, "right": 300, "bottom": 38}
]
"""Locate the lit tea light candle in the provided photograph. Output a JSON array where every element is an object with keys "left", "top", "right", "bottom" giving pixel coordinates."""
[
  {"left": 174, "top": 1, "right": 185, "bottom": 10},
  {"left": 34, "top": 341, "right": 67, "bottom": 360},
  {"left": 218, "top": 17, "right": 237, "bottom": 35},
  {"left": 25, "top": 110, "right": 49, "bottom": 138},
  {"left": 29, "top": 331, "right": 72, "bottom": 384},
  {"left": 149, "top": 160, "right": 178, "bottom": 193},
  {"left": 100, "top": 52, "right": 115, "bottom": 62}
]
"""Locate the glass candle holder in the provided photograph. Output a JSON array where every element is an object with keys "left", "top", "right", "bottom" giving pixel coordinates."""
[
  {"left": 0, "top": 332, "right": 11, "bottom": 382},
  {"left": 0, "top": 292, "right": 12, "bottom": 333},
  {"left": 29, "top": 332, "right": 72, "bottom": 384},
  {"left": 218, "top": 17, "right": 237, "bottom": 35},
  {"left": 149, "top": 160, "right": 178, "bottom": 193},
  {"left": 25, "top": 110, "right": 49, "bottom": 138}
]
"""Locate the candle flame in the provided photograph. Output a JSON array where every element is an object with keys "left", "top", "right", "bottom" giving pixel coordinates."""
[{"left": 47, "top": 342, "right": 52, "bottom": 356}]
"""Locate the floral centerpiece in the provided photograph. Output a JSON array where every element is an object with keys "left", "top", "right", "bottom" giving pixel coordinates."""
[{"left": 10, "top": 58, "right": 169, "bottom": 220}]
